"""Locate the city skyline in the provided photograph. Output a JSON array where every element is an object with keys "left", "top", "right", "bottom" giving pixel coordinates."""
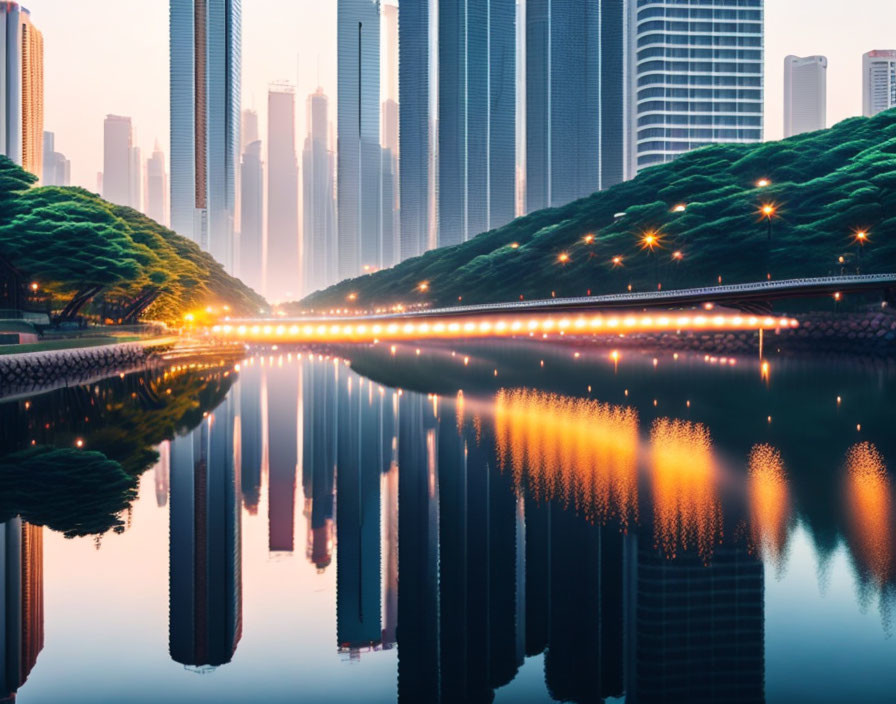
[{"left": 20, "top": 0, "right": 896, "bottom": 194}]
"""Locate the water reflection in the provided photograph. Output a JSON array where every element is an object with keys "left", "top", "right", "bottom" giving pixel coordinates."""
[{"left": 0, "top": 349, "right": 894, "bottom": 702}]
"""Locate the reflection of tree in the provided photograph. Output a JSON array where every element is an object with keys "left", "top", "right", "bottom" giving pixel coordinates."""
[
  {"left": 0, "top": 447, "right": 137, "bottom": 538},
  {"left": 0, "top": 366, "right": 236, "bottom": 538}
]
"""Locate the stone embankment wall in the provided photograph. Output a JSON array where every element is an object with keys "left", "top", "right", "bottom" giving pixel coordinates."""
[
  {"left": 0, "top": 344, "right": 149, "bottom": 399},
  {"left": 590, "top": 310, "right": 896, "bottom": 355}
]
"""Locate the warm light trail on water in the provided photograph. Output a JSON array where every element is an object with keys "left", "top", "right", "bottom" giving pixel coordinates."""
[
  {"left": 844, "top": 442, "right": 893, "bottom": 588},
  {"left": 748, "top": 444, "right": 791, "bottom": 569},
  {"left": 494, "top": 388, "right": 639, "bottom": 528},
  {"left": 211, "top": 312, "right": 797, "bottom": 343}
]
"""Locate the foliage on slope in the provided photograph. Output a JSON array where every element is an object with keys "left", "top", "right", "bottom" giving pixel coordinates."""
[
  {"left": 0, "top": 157, "right": 266, "bottom": 322},
  {"left": 303, "top": 110, "right": 896, "bottom": 309}
]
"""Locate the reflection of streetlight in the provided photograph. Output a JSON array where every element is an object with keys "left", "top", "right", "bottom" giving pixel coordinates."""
[{"left": 853, "top": 230, "right": 869, "bottom": 272}]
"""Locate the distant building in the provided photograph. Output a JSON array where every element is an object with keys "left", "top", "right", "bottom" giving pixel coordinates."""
[
  {"left": 863, "top": 50, "right": 896, "bottom": 117},
  {"left": 169, "top": 402, "right": 242, "bottom": 668},
  {"left": 103, "top": 115, "right": 134, "bottom": 207},
  {"left": 41, "top": 131, "right": 70, "bottom": 186},
  {"left": 526, "top": 0, "right": 626, "bottom": 212},
  {"left": 381, "top": 2, "right": 399, "bottom": 268},
  {"left": 145, "top": 142, "right": 168, "bottom": 226},
  {"left": 627, "top": 0, "right": 764, "bottom": 175},
  {"left": 337, "top": 0, "right": 381, "bottom": 279},
  {"left": 302, "top": 89, "right": 337, "bottom": 295},
  {"left": 239, "top": 139, "right": 264, "bottom": 294},
  {"left": 267, "top": 358, "right": 299, "bottom": 552},
  {"left": 0, "top": 519, "right": 44, "bottom": 702},
  {"left": 0, "top": 2, "right": 43, "bottom": 177},
  {"left": 129, "top": 143, "right": 142, "bottom": 211},
  {"left": 266, "top": 83, "right": 300, "bottom": 302},
  {"left": 169, "top": 0, "right": 241, "bottom": 272},
  {"left": 784, "top": 55, "right": 827, "bottom": 137}
]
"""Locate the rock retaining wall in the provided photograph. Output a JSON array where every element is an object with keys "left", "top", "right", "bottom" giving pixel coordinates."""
[{"left": 0, "top": 344, "right": 150, "bottom": 399}]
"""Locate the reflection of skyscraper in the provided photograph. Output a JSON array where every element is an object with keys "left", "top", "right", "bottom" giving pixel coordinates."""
[
  {"left": 545, "top": 511, "right": 624, "bottom": 702},
  {"left": 154, "top": 440, "right": 171, "bottom": 507},
  {"left": 1, "top": 2, "right": 43, "bottom": 177},
  {"left": 169, "top": 0, "right": 241, "bottom": 271},
  {"left": 266, "top": 84, "right": 300, "bottom": 302},
  {"left": 301, "top": 357, "right": 337, "bottom": 570},
  {"left": 337, "top": 0, "right": 381, "bottom": 278},
  {"left": 0, "top": 519, "right": 43, "bottom": 703},
  {"left": 626, "top": 537, "right": 764, "bottom": 703},
  {"left": 336, "top": 372, "right": 382, "bottom": 652},
  {"left": 239, "top": 361, "right": 263, "bottom": 514},
  {"left": 267, "top": 358, "right": 299, "bottom": 552},
  {"left": 169, "top": 398, "right": 242, "bottom": 668}
]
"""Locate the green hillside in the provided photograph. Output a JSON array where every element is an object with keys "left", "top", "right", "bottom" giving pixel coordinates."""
[
  {"left": 0, "top": 157, "right": 266, "bottom": 323},
  {"left": 301, "top": 110, "right": 896, "bottom": 311}
]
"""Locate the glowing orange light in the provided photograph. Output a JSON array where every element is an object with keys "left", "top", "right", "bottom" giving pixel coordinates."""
[
  {"left": 347, "top": 293, "right": 358, "bottom": 301},
  {"left": 557, "top": 253, "right": 570, "bottom": 264},
  {"left": 761, "top": 204, "right": 776, "bottom": 218},
  {"left": 510, "top": 242, "right": 520, "bottom": 249},
  {"left": 611, "top": 256, "right": 623, "bottom": 267},
  {"left": 30, "top": 282, "right": 38, "bottom": 291},
  {"left": 641, "top": 232, "right": 660, "bottom": 250},
  {"left": 834, "top": 292, "right": 842, "bottom": 301},
  {"left": 672, "top": 204, "right": 687, "bottom": 213},
  {"left": 672, "top": 250, "right": 683, "bottom": 261},
  {"left": 418, "top": 281, "right": 429, "bottom": 292},
  {"left": 75, "top": 438, "right": 84, "bottom": 448},
  {"left": 756, "top": 178, "right": 771, "bottom": 188},
  {"left": 854, "top": 230, "right": 869, "bottom": 244},
  {"left": 748, "top": 444, "right": 791, "bottom": 568},
  {"left": 583, "top": 234, "right": 595, "bottom": 244}
]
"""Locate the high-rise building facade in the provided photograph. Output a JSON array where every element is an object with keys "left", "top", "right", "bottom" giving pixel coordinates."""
[
  {"left": 266, "top": 83, "right": 299, "bottom": 302},
  {"left": 398, "top": 0, "right": 435, "bottom": 261},
  {"left": 129, "top": 143, "right": 142, "bottom": 211},
  {"left": 381, "top": 2, "right": 399, "bottom": 268},
  {"left": 627, "top": 0, "right": 764, "bottom": 176},
  {"left": 337, "top": 0, "right": 381, "bottom": 279},
  {"left": 169, "top": 0, "right": 241, "bottom": 273},
  {"left": 239, "top": 138, "right": 263, "bottom": 294},
  {"left": 41, "top": 131, "right": 69, "bottom": 186},
  {"left": 0, "top": 2, "right": 43, "bottom": 178},
  {"left": 146, "top": 142, "right": 168, "bottom": 226},
  {"left": 526, "top": 0, "right": 625, "bottom": 212},
  {"left": 103, "top": 114, "right": 134, "bottom": 207},
  {"left": 302, "top": 89, "right": 337, "bottom": 295},
  {"left": 438, "top": 0, "right": 516, "bottom": 247},
  {"left": 863, "top": 50, "right": 896, "bottom": 117},
  {"left": 784, "top": 55, "right": 827, "bottom": 137}
]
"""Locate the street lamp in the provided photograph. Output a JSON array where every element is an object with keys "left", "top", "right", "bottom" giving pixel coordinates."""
[
  {"left": 418, "top": 281, "right": 429, "bottom": 292},
  {"left": 611, "top": 256, "right": 623, "bottom": 267},
  {"left": 756, "top": 178, "right": 771, "bottom": 188},
  {"left": 557, "top": 253, "right": 570, "bottom": 264},
  {"left": 760, "top": 204, "right": 776, "bottom": 240},
  {"left": 583, "top": 234, "right": 595, "bottom": 244},
  {"left": 640, "top": 231, "right": 661, "bottom": 288}
]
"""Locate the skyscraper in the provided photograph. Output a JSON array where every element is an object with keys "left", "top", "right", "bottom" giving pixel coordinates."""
[
  {"left": 438, "top": 0, "right": 516, "bottom": 247},
  {"left": 41, "top": 131, "right": 69, "bottom": 186},
  {"left": 266, "top": 83, "right": 300, "bottom": 302},
  {"left": 863, "top": 50, "right": 896, "bottom": 117},
  {"left": 145, "top": 142, "right": 169, "bottom": 226},
  {"left": 239, "top": 138, "right": 263, "bottom": 294},
  {"left": 302, "top": 88, "right": 337, "bottom": 295},
  {"left": 398, "top": 0, "right": 435, "bottom": 261},
  {"left": 381, "top": 2, "right": 399, "bottom": 268},
  {"left": 0, "top": 2, "right": 43, "bottom": 177},
  {"left": 526, "top": 0, "right": 625, "bottom": 212},
  {"left": 169, "top": 404, "right": 242, "bottom": 668},
  {"left": 337, "top": 0, "right": 381, "bottom": 279},
  {"left": 169, "top": 0, "right": 241, "bottom": 273},
  {"left": 627, "top": 0, "right": 764, "bottom": 176},
  {"left": 129, "top": 143, "right": 142, "bottom": 211},
  {"left": 784, "top": 55, "right": 827, "bottom": 137},
  {"left": 103, "top": 115, "right": 134, "bottom": 207}
]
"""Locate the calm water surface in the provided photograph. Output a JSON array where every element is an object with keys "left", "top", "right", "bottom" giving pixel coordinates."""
[{"left": 1, "top": 341, "right": 895, "bottom": 703}]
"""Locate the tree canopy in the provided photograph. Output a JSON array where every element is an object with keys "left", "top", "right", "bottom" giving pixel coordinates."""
[{"left": 300, "top": 109, "right": 896, "bottom": 310}]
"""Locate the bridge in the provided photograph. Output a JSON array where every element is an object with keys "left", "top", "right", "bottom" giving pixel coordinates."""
[{"left": 205, "top": 274, "right": 895, "bottom": 345}]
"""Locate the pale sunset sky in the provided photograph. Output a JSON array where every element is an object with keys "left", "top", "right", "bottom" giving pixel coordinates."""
[{"left": 23, "top": 0, "right": 896, "bottom": 190}]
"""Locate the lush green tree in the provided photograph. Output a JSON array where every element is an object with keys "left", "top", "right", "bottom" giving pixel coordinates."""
[{"left": 300, "top": 109, "right": 896, "bottom": 310}]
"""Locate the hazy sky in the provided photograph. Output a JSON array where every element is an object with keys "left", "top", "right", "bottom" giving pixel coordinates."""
[{"left": 25, "top": 0, "right": 896, "bottom": 190}]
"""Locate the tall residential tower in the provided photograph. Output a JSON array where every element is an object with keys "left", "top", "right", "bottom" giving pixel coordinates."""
[
  {"left": 169, "top": 0, "right": 241, "bottom": 272},
  {"left": 302, "top": 89, "right": 337, "bottom": 295},
  {"left": 784, "top": 55, "right": 827, "bottom": 137},
  {"left": 1, "top": 2, "right": 43, "bottom": 177},
  {"left": 627, "top": 0, "right": 764, "bottom": 175},
  {"left": 337, "top": 0, "right": 381, "bottom": 279},
  {"left": 863, "top": 50, "right": 896, "bottom": 117}
]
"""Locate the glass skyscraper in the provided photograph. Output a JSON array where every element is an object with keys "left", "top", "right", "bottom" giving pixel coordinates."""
[
  {"left": 337, "top": 0, "right": 381, "bottom": 280},
  {"left": 169, "top": 0, "right": 241, "bottom": 273},
  {"left": 526, "top": 0, "right": 625, "bottom": 213},
  {"left": 438, "top": 0, "right": 516, "bottom": 248},
  {"left": 627, "top": 0, "right": 764, "bottom": 175}
]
